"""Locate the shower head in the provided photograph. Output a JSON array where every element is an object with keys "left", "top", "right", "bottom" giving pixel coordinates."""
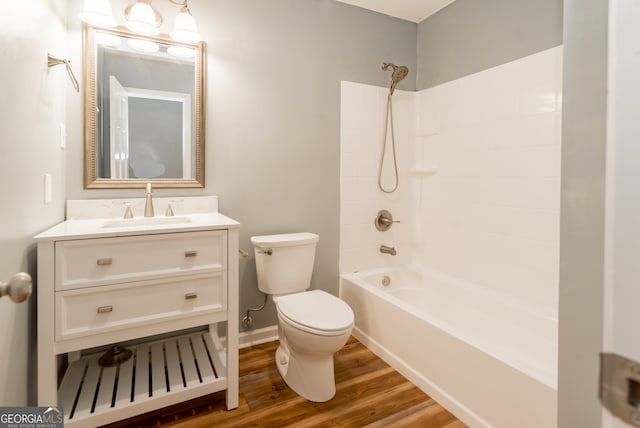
[{"left": 382, "top": 62, "right": 409, "bottom": 95}]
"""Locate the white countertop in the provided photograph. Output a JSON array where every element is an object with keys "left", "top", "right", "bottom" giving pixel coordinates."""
[
  {"left": 35, "top": 197, "right": 240, "bottom": 241},
  {"left": 35, "top": 212, "right": 240, "bottom": 241}
]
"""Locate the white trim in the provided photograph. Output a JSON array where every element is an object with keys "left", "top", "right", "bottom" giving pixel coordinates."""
[
  {"left": 602, "top": 1, "right": 616, "bottom": 421},
  {"left": 602, "top": 0, "right": 616, "bottom": 359},
  {"left": 237, "top": 325, "right": 278, "bottom": 349}
]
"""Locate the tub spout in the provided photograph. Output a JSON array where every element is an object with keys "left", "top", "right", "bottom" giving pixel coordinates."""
[{"left": 380, "top": 245, "right": 397, "bottom": 256}]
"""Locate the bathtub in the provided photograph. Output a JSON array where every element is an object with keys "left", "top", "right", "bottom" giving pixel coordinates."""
[{"left": 339, "top": 266, "right": 557, "bottom": 428}]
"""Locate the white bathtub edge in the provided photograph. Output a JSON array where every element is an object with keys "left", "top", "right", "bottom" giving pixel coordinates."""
[{"left": 351, "top": 326, "right": 492, "bottom": 428}]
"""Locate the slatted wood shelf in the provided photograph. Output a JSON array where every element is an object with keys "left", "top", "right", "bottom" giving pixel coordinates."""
[{"left": 58, "top": 331, "right": 227, "bottom": 427}]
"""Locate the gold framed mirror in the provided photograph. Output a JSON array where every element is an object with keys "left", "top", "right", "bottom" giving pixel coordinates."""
[{"left": 83, "top": 25, "right": 205, "bottom": 188}]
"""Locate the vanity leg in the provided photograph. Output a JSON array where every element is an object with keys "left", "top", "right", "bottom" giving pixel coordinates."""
[
  {"left": 225, "top": 228, "right": 239, "bottom": 410},
  {"left": 221, "top": 325, "right": 238, "bottom": 409},
  {"left": 37, "top": 243, "right": 58, "bottom": 406}
]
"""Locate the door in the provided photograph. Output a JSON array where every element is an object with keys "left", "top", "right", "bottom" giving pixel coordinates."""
[
  {"left": 602, "top": 1, "right": 640, "bottom": 427},
  {"left": 0, "top": 0, "right": 67, "bottom": 406},
  {"left": 109, "top": 75, "right": 130, "bottom": 179}
]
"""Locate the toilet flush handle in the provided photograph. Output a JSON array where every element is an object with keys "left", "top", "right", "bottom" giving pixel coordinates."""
[{"left": 258, "top": 248, "right": 273, "bottom": 256}]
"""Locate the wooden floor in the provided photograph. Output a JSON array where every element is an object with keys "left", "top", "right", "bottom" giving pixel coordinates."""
[{"left": 103, "top": 336, "right": 466, "bottom": 428}]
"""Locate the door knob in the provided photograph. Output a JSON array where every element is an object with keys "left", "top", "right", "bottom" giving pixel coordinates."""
[{"left": 0, "top": 272, "right": 32, "bottom": 303}]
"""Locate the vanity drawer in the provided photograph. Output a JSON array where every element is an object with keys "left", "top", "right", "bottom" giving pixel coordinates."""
[
  {"left": 55, "top": 230, "right": 227, "bottom": 290},
  {"left": 55, "top": 273, "right": 225, "bottom": 342}
]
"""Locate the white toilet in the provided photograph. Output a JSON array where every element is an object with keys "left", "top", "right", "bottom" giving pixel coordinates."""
[{"left": 251, "top": 232, "right": 354, "bottom": 402}]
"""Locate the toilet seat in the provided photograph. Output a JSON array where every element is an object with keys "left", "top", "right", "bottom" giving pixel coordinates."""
[{"left": 276, "top": 290, "right": 354, "bottom": 336}]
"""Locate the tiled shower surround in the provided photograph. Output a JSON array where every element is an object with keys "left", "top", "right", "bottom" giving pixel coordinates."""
[{"left": 340, "top": 46, "right": 562, "bottom": 318}]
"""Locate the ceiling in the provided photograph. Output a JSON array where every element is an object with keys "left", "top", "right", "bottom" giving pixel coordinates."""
[{"left": 335, "top": 0, "right": 457, "bottom": 23}]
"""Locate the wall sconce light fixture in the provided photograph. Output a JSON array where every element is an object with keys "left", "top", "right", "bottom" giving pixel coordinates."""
[{"left": 79, "top": 0, "right": 202, "bottom": 43}]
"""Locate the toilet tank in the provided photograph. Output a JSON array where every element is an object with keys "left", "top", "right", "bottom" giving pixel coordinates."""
[{"left": 250, "top": 232, "right": 319, "bottom": 295}]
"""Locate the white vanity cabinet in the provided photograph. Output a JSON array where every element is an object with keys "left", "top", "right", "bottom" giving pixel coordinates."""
[{"left": 35, "top": 204, "right": 239, "bottom": 428}]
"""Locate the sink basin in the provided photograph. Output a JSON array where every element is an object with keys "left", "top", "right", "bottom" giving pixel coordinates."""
[{"left": 102, "top": 216, "right": 192, "bottom": 228}]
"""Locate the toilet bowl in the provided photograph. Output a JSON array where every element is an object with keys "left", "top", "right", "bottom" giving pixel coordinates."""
[
  {"left": 250, "top": 233, "right": 355, "bottom": 402},
  {"left": 274, "top": 290, "right": 354, "bottom": 402}
]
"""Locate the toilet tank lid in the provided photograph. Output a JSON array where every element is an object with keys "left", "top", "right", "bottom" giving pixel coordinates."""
[{"left": 251, "top": 232, "right": 319, "bottom": 247}]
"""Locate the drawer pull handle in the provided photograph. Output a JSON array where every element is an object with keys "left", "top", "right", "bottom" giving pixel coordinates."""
[
  {"left": 185, "top": 292, "right": 198, "bottom": 300},
  {"left": 97, "top": 305, "right": 113, "bottom": 314},
  {"left": 97, "top": 258, "right": 113, "bottom": 266},
  {"left": 185, "top": 251, "right": 198, "bottom": 258}
]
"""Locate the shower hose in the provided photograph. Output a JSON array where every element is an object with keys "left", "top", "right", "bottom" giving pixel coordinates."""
[{"left": 378, "top": 93, "right": 399, "bottom": 193}]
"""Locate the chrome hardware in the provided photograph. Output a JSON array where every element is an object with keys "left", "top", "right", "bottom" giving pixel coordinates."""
[
  {"left": 185, "top": 251, "right": 197, "bottom": 257},
  {"left": 258, "top": 248, "right": 273, "bottom": 256},
  {"left": 0, "top": 272, "right": 32, "bottom": 303},
  {"left": 381, "top": 62, "right": 409, "bottom": 97},
  {"left": 144, "top": 182, "right": 154, "bottom": 218},
  {"left": 374, "top": 209, "right": 400, "bottom": 232},
  {"left": 97, "top": 305, "right": 113, "bottom": 314},
  {"left": 381, "top": 275, "right": 391, "bottom": 286},
  {"left": 47, "top": 53, "right": 79, "bottom": 92},
  {"left": 239, "top": 249, "right": 249, "bottom": 258},
  {"left": 97, "top": 258, "right": 113, "bottom": 266},
  {"left": 165, "top": 201, "right": 174, "bottom": 217},
  {"left": 600, "top": 352, "right": 640, "bottom": 427},
  {"left": 185, "top": 292, "right": 198, "bottom": 300},
  {"left": 379, "top": 245, "right": 397, "bottom": 256},
  {"left": 123, "top": 202, "right": 133, "bottom": 219}
]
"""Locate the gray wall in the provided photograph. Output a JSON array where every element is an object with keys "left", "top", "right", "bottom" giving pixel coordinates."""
[
  {"left": 66, "top": 0, "right": 417, "bottom": 331},
  {"left": 558, "top": 0, "right": 608, "bottom": 426},
  {"left": 416, "top": 0, "right": 563, "bottom": 89},
  {"left": 0, "top": 0, "right": 68, "bottom": 405}
]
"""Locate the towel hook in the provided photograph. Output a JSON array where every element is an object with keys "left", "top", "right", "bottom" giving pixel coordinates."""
[{"left": 47, "top": 54, "right": 79, "bottom": 93}]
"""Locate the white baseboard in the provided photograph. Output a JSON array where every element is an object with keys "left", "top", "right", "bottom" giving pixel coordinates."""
[{"left": 237, "top": 325, "right": 278, "bottom": 349}]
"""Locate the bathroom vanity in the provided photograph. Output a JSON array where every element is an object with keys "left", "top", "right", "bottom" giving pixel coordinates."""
[{"left": 35, "top": 197, "right": 239, "bottom": 427}]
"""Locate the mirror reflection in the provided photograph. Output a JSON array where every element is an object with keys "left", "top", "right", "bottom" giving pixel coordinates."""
[{"left": 84, "top": 25, "right": 205, "bottom": 188}]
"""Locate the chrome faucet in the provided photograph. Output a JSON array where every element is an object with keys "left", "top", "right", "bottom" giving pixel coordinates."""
[
  {"left": 144, "top": 182, "right": 155, "bottom": 217},
  {"left": 380, "top": 245, "right": 397, "bottom": 256}
]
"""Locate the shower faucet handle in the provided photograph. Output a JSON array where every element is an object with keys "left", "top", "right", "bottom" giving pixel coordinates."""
[
  {"left": 379, "top": 217, "right": 399, "bottom": 226},
  {"left": 374, "top": 209, "right": 399, "bottom": 232}
]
